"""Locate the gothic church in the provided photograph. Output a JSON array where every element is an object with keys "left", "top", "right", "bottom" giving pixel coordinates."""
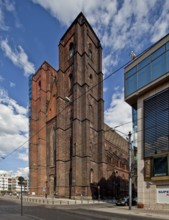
[{"left": 29, "top": 13, "right": 129, "bottom": 199}]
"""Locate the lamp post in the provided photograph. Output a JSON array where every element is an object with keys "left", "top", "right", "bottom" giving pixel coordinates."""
[
  {"left": 45, "top": 180, "right": 48, "bottom": 198},
  {"left": 128, "top": 131, "right": 132, "bottom": 210},
  {"left": 18, "top": 176, "right": 24, "bottom": 216},
  {"left": 98, "top": 185, "right": 100, "bottom": 201}
]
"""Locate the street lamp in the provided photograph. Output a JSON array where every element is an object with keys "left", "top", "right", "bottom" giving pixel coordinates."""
[
  {"left": 45, "top": 179, "right": 48, "bottom": 198},
  {"left": 128, "top": 131, "right": 132, "bottom": 210},
  {"left": 98, "top": 185, "right": 100, "bottom": 200}
]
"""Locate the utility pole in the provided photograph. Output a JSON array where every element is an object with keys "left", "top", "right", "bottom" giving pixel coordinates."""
[
  {"left": 18, "top": 176, "right": 24, "bottom": 216},
  {"left": 128, "top": 131, "right": 132, "bottom": 210}
]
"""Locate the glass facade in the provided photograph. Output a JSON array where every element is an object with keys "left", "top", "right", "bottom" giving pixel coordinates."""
[
  {"left": 143, "top": 88, "right": 169, "bottom": 177},
  {"left": 125, "top": 41, "right": 169, "bottom": 97},
  {"left": 144, "top": 88, "right": 169, "bottom": 158},
  {"left": 153, "top": 156, "right": 168, "bottom": 177}
]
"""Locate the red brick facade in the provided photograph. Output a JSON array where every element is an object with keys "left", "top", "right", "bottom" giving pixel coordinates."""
[{"left": 29, "top": 13, "right": 129, "bottom": 199}]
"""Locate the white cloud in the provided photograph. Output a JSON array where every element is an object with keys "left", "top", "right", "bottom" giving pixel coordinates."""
[
  {"left": 4, "top": 0, "right": 15, "bottom": 12},
  {"left": 102, "top": 53, "right": 119, "bottom": 76},
  {"left": 0, "top": 39, "right": 35, "bottom": 77},
  {"left": 14, "top": 167, "right": 29, "bottom": 177},
  {"left": 151, "top": 0, "right": 169, "bottom": 43},
  {"left": 0, "top": 0, "right": 15, "bottom": 31},
  {"left": 0, "top": 170, "right": 12, "bottom": 175},
  {"left": 0, "top": 88, "right": 28, "bottom": 157},
  {"left": 104, "top": 88, "right": 132, "bottom": 137},
  {"left": 32, "top": 0, "right": 82, "bottom": 26},
  {"left": 18, "top": 149, "right": 28, "bottom": 162},
  {"left": 0, "top": 0, "right": 9, "bottom": 31},
  {"left": 0, "top": 167, "right": 29, "bottom": 177},
  {"left": 10, "top": 81, "right": 15, "bottom": 87}
]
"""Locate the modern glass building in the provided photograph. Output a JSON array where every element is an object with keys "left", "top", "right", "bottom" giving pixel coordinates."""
[{"left": 124, "top": 34, "right": 169, "bottom": 208}]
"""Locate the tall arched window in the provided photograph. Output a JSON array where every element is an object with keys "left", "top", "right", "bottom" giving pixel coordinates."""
[
  {"left": 38, "top": 80, "right": 41, "bottom": 96},
  {"left": 88, "top": 43, "right": 92, "bottom": 59},
  {"left": 50, "top": 128, "right": 56, "bottom": 166},
  {"left": 38, "top": 80, "right": 41, "bottom": 88},
  {"left": 69, "top": 74, "right": 73, "bottom": 91},
  {"left": 69, "top": 42, "right": 74, "bottom": 57}
]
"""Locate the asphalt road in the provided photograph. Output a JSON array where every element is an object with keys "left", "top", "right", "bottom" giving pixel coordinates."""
[{"left": 0, "top": 198, "right": 166, "bottom": 220}]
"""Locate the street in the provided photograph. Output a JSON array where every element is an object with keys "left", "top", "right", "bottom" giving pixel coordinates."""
[{"left": 0, "top": 198, "right": 166, "bottom": 220}]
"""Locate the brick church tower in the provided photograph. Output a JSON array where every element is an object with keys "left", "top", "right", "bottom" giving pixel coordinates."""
[{"left": 29, "top": 12, "right": 106, "bottom": 198}]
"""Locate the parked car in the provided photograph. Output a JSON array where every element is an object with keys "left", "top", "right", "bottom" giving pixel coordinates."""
[
  {"left": 116, "top": 197, "right": 128, "bottom": 206},
  {"left": 132, "top": 197, "right": 137, "bottom": 205},
  {"left": 116, "top": 197, "right": 137, "bottom": 206}
]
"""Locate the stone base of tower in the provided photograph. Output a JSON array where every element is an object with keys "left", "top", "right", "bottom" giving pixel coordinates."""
[{"left": 51, "top": 185, "right": 97, "bottom": 199}]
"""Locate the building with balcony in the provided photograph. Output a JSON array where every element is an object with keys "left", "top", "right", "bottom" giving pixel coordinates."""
[
  {"left": 0, "top": 174, "right": 28, "bottom": 194},
  {"left": 124, "top": 34, "right": 169, "bottom": 208}
]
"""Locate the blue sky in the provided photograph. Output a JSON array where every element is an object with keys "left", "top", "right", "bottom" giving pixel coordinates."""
[{"left": 0, "top": 0, "right": 169, "bottom": 177}]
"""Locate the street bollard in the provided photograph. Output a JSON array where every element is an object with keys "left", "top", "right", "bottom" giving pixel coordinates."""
[{"left": 81, "top": 194, "right": 83, "bottom": 204}]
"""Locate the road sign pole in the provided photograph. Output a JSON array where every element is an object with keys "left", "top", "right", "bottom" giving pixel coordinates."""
[{"left": 18, "top": 176, "right": 24, "bottom": 216}]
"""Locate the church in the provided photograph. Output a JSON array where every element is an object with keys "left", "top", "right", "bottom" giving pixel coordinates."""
[{"left": 29, "top": 12, "right": 130, "bottom": 199}]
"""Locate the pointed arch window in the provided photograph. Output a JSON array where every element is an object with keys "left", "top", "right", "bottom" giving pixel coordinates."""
[
  {"left": 38, "top": 80, "right": 41, "bottom": 97},
  {"left": 69, "top": 74, "right": 73, "bottom": 92},
  {"left": 88, "top": 43, "right": 92, "bottom": 60},
  {"left": 50, "top": 128, "right": 56, "bottom": 166},
  {"left": 69, "top": 42, "right": 74, "bottom": 58},
  {"left": 38, "top": 80, "right": 41, "bottom": 88}
]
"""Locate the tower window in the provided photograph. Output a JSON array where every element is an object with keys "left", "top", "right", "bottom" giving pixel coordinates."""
[
  {"left": 69, "top": 43, "right": 74, "bottom": 58},
  {"left": 89, "top": 74, "right": 93, "bottom": 84},
  {"left": 69, "top": 74, "right": 73, "bottom": 91},
  {"left": 38, "top": 80, "right": 41, "bottom": 96},
  {"left": 88, "top": 43, "right": 92, "bottom": 59}
]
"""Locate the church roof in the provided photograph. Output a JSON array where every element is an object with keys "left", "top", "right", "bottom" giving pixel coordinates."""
[{"left": 104, "top": 123, "right": 128, "bottom": 153}]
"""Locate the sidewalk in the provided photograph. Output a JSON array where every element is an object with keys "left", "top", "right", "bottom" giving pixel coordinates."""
[
  {"left": 1, "top": 196, "right": 169, "bottom": 219},
  {"left": 90, "top": 205, "right": 169, "bottom": 220},
  {"left": 0, "top": 214, "right": 43, "bottom": 220}
]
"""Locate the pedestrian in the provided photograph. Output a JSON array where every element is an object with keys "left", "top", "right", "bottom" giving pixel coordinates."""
[{"left": 45, "top": 193, "right": 47, "bottom": 199}]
